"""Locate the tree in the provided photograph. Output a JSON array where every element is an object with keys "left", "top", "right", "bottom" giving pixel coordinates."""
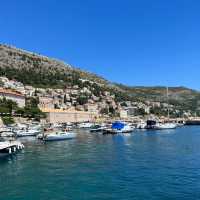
[
  {"left": 64, "top": 94, "right": 67, "bottom": 104},
  {"left": 0, "top": 98, "right": 18, "bottom": 113},
  {"left": 77, "top": 95, "right": 88, "bottom": 105},
  {"left": 2, "top": 116, "right": 15, "bottom": 125}
]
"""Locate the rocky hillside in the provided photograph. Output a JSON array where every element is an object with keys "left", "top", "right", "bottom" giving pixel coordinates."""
[
  {"left": 0, "top": 44, "right": 108, "bottom": 88},
  {"left": 0, "top": 44, "right": 199, "bottom": 116}
]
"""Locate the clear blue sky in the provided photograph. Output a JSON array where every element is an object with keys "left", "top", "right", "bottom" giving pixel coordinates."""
[{"left": 0, "top": 0, "right": 200, "bottom": 89}]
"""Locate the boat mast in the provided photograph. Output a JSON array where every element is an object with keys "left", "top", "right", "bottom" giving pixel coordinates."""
[{"left": 167, "top": 87, "right": 170, "bottom": 120}]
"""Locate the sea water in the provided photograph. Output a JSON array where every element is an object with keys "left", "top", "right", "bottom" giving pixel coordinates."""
[{"left": 0, "top": 126, "right": 200, "bottom": 200}]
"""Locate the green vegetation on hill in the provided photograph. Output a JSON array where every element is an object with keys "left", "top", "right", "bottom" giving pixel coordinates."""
[
  {"left": 0, "top": 97, "right": 45, "bottom": 123},
  {"left": 0, "top": 44, "right": 200, "bottom": 116}
]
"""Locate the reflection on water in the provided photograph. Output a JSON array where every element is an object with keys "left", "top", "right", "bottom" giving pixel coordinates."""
[{"left": 1, "top": 126, "right": 200, "bottom": 200}]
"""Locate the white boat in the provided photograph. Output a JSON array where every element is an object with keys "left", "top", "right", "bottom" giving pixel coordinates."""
[
  {"left": 156, "top": 123, "right": 177, "bottom": 129},
  {"left": 0, "top": 127, "right": 15, "bottom": 137},
  {"left": 145, "top": 120, "right": 177, "bottom": 130},
  {"left": 15, "top": 129, "right": 41, "bottom": 137},
  {"left": 78, "top": 123, "right": 93, "bottom": 129},
  {"left": 0, "top": 131, "right": 15, "bottom": 137},
  {"left": 90, "top": 124, "right": 106, "bottom": 132},
  {"left": 103, "top": 122, "right": 134, "bottom": 134},
  {"left": 0, "top": 139, "right": 24, "bottom": 157},
  {"left": 136, "top": 121, "right": 146, "bottom": 129},
  {"left": 43, "top": 131, "right": 77, "bottom": 141}
]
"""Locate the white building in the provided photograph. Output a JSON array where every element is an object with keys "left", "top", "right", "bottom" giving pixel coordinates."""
[{"left": 120, "top": 110, "right": 128, "bottom": 119}]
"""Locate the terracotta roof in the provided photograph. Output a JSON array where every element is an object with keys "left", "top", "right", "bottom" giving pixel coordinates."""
[{"left": 0, "top": 88, "right": 25, "bottom": 97}]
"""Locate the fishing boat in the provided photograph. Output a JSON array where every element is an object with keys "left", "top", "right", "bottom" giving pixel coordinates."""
[
  {"left": 103, "top": 122, "right": 134, "bottom": 134},
  {"left": 0, "top": 139, "right": 24, "bottom": 157},
  {"left": 43, "top": 131, "right": 77, "bottom": 141}
]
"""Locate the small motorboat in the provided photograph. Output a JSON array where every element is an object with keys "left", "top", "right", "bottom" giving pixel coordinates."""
[
  {"left": 145, "top": 120, "right": 177, "bottom": 130},
  {"left": 103, "top": 122, "right": 134, "bottom": 134},
  {"left": 157, "top": 123, "right": 177, "bottom": 129},
  {"left": 0, "top": 138, "right": 24, "bottom": 157},
  {"left": 0, "top": 131, "right": 15, "bottom": 137},
  {"left": 90, "top": 125, "right": 106, "bottom": 132},
  {"left": 43, "top": 131, "right": 77, "bottom": 141},
  {"left": 15, "top": 129, "right": 41, "bottom": 137},
  {"left": 78, "top": 123, "right": 93, "bottom": 129}
]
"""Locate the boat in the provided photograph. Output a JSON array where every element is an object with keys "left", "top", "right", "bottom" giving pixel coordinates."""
[
  {"left": 136, "top": 121, "right": 147, "bottom": 129},
  {"left": 103, "top": 122, "right": 134, "bottom": 134},
  {"left": 90, "top": 124, "right": 106, "bottom": 132},
  {"left": 145, "top": 120, "right": 177, "bottom": 130},
  {"left": 78, "top": 122, "right": 93, "bottom": 129},
  {"left": 157, "top": 123, "right": 177, "bottom": 129},
  {"left": 0, "top": 127, "right": 15, "bottom": 137},
  {"left": 43, "top": 131, "right": 77, "bottom": 141},
  {"left": 0, "top": 131, "right": 15, "bottom": 137},
  {"left": 15, "top": 129, "right": 41, "bottom": 137},
  {"left": 0, "top": 138, "right": 24, "bottom": 157}
]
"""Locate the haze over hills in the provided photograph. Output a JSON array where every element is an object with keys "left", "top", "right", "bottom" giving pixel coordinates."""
[{"left": 0, "top": 44, "right": 199, "bottom": 117}]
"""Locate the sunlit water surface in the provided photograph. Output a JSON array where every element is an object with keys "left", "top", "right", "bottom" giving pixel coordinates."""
[{"left": 1, "top": 126, "right": 200, "bottom": 200}]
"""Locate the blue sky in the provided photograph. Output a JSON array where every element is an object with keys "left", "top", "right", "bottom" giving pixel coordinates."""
[{"left": 0, "top": 0, "right": 200, "bottom": 89}]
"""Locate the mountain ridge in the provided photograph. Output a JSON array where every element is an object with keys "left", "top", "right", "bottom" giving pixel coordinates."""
[
  {"left": 0, "top": 43, "right": 198, "bottom": 92},
  {"left": 0, "top": 43, "right": 199, "bottom": 117}
]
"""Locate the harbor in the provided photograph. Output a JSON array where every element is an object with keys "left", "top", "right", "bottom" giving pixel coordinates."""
[{"left": 1, "top": 125, "right": 200, "bottom": 200}]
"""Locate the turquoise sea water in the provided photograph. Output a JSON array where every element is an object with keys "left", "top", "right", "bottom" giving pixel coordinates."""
[{"left": 1, "top": 126, "right": 200, "bottom": 200}]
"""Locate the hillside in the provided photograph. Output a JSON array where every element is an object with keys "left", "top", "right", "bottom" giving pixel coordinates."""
[
  {"left": 0, "top": 44, "right": 199, "bottom": 117},
  {"left": 0, "top": 44, "right": 108, "bottom": 88}
]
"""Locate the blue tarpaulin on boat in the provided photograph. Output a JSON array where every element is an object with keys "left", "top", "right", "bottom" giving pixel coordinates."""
[{"left": 112, "top": 122, "right": 125, "bottom": 129}]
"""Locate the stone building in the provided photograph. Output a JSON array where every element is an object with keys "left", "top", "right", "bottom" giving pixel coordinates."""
[
  {"left": 38, "top": 97, "right": 54, "bottom": 109},
  {"left": 41, "top": 108, "right": 98, "bottom": 123}
]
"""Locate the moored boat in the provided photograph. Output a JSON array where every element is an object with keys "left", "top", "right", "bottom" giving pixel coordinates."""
[
  {"left": 78, "top": 122, "right": 93, "bottom": 129},
  {"left": 0, "top": 139, "right": 24, "bottom": 157},
  {"left": 103, "top": 121, "right": 134, "bottom": 134},
  {"left": 90, "top": 124, "right": 106, "bottom": 132},
  {"left": 43, "top": 131, "right": 77, "bottom": 141},
  {"left": 15, "top": 129, "right": 41, "bottom": 137},
  {"left": 145, "top": 120, "right": 177, "bottom": 130}
]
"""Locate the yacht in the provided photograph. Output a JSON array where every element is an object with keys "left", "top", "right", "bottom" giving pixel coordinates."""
[
  {"left": 145, "top": 120, "right": 177, "bottom": 130},
  {"left": 103, "top": 121, "right": 134, "bottom": 134},
  {"left": 43, "top": 131, "right": 77, "bottom": 141}
]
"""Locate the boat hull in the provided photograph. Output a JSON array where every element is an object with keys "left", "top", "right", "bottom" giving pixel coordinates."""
[
  {"left": 103, "top": 128, "right": 133, "bottom": 134},
  {"left": 44, "top": 132, "right": 76, "bottom": 141}
]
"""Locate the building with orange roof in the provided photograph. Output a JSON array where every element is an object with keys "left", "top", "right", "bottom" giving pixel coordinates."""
[{"left": 0, "top": 88, "right": 25, "bottom": 107}]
